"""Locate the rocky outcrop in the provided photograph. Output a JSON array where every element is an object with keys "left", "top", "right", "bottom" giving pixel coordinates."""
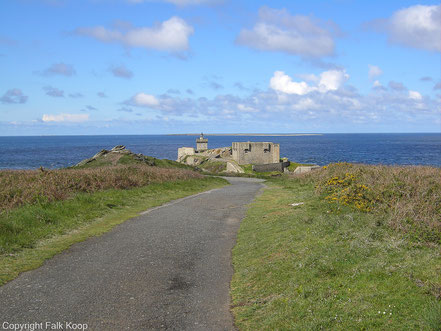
[
  {"left": 178, "top": 147, "right": 233, "bottom": 168},
  {"left": 200, "top": 147, "right": 232, "bottom": 160},
  {"left": 73, "top": 145, "right": 155, "bottom": 167},
  {"left": 226, "top": 161, "right": 244, "bottom": 173}
]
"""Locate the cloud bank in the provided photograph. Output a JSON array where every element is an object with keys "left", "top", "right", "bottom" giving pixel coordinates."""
[
  {"left": 42, "top": 113, "right": 89, "bottom": 123},
  {"left": 236, "top": 6, "right": 336, "bottom": 58},
  {"left": 372, "top": 4, "right": 441, "bottom": 52},
  {"left": 270, "top": 70, "right": 349, "bottom": 95},
  {"left": 76, "top": 17, "right": 194, "bottom": 52}
]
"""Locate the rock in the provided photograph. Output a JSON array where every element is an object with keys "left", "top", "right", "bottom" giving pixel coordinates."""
[
  {"left": 293, "top": 165, "right": 321, "bottom": 174},
  {"left": 92, "top": 149, "right": 109, "bottom": 159},
  {"left": 226, "top": 162, "right": 244, "bottom": 173},
  {"left": 74, "top": 145, "right": 132, "bottom": 167},
  {"left": 177, "top": 147, "right": 195, "bottom": 162},
  {"left": 111, "top": 145, "right": 126, "bottom": 151},
  {"left": 110, "top": 145, "right": 131, "bottom": 154}
]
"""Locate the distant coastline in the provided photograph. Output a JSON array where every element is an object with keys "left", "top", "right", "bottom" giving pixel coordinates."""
[{"left": 167, "top": 133, "right": 323, "bottom": 136}]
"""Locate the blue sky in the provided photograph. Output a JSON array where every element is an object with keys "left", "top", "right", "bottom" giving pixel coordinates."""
[{"left": 0, "top": 0, "right": 440, "bottom": 135}]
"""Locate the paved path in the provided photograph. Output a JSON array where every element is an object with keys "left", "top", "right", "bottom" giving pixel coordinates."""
[{"left": 0, "top": 177, "right": 264, "bottom": 331}]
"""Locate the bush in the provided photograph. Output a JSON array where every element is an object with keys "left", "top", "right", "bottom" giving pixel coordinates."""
[
  {"left": 0, "top": 165, "right": 203, "bottom": 211},
  {"left": 295, "top": 163, "right": 441, "bottom": 243}
]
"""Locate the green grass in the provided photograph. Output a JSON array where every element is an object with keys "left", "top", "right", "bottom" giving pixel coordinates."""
[
  {"left": 200, "top": 160, "right": 227, "bottom": 173},
  {"left": 75, "top": 153, "right": 195, "bottom": 170},
  {"left": 0, "top": 176, "right": 227, "bottom": 285},
  {"left": 231, "top": 178, "right": 441, "bottom": 330}
]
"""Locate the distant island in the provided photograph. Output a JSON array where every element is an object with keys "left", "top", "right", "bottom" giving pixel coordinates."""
[{"left": 168, "top": 133, "right": 323, "bottom": 136}]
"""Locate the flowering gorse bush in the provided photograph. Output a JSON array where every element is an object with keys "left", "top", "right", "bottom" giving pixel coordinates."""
[{"left": 294, "top": 162, "right": 441, "bottom": 243}]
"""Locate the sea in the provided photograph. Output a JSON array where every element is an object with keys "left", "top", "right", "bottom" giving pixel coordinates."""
[{"left": 0, "top": 133, "right": 440, "bottom": 170}]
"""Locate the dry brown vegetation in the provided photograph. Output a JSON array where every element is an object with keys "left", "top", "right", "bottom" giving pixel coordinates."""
[
  {"left": 0, "top": 165, "right": 203, "bottom": 211},
  {"left": 295, "top": 162, "right": 441, "bottom": 243}
]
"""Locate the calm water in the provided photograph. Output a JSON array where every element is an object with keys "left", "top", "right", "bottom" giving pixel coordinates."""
[{"left": 0, "top": 134, "right": 440, "bottom": 169}]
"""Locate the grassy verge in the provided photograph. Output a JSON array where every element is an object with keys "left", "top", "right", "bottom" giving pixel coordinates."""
[
  {"left": 0, "top": 176, "right": 227, "bottom": 285},
  {"left": 231, "top": 177, "right": 440, "bottom": 330}
]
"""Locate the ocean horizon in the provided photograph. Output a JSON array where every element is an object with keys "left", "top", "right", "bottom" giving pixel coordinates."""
[{"left": 1, "top": 133, "right": 440, "bottom": 170}]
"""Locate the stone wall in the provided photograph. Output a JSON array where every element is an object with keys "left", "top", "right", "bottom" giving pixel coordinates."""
[
  {"left": 252, "top": 161, "right": 289, "bottom": 173},
  {"left": 293, "top": 165, "right": 321, "bottom": 174},
  {"left": 232, "top": 142, "right": 280, "bottom": 165}
]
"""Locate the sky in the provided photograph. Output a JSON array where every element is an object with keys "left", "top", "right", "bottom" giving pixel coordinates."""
[{"left": 0, "top": 0, "right": 440, "bottom": 135}]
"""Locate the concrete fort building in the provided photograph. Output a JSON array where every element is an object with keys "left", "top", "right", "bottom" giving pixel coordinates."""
[
  {"left": 231, "top": 142, "right": 280, "bottom": 165},
  {"left": 177, "top": 136, "right": 287, "bottom": 173}
]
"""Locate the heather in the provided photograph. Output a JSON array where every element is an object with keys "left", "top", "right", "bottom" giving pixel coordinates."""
[{"left": 0, "top": 165, "right": 203, "bottom": 211}]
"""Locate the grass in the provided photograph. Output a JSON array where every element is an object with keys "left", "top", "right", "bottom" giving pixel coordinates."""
[
  {"left": 231, "top": 170, "right": 441, "bottom": 330},
  {"left": 74, "top": 152, "right": 194, "bottom": 170},
  {"left": 199, "top": 160, "right": 227, "bottom": 173},
  {"left": 0, "top": 176, "right": 228, "bottom": 285},
  {"left": 298, "top": 163, "right": 441, "bottom": 244}
]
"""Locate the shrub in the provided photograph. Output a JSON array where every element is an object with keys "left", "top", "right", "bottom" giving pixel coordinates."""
[
  {"left": 0, "top": 165, "right": 203, "bottom": 211},
  {"left": 295, "top": 163, "right": 441, "bottom": 243}
]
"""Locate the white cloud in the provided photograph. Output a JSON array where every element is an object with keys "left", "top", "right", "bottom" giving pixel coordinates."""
[
  {"left": 291, "top": 98, "right": 319, "bottom": 111},
  {"left": 236, "top": 6, "right": 336, "bottom": 57},
  {"left": 296, "top": 73, "right": 319, "bottom": 82},
  {"left": 409, "top": 90, "right": 422, "bottom": 100},
  {"left": 373, "top": 80, "right": 382, "bottom": 87},
  {"left": 368, "top": 65, "right": 382, "bottom": 80},
  {"left": 76, "top": 16, "right": 194, "bottom": 52},
  {"left": 42, "top": 113, "right": 89, "bottom": 123},
  {"left": 318, "top": 69, "right": 349, "bottom": 92},
  {"left": 379, "top": 4, "right": 441, "bottom": 52},
  {"left": 132, "top": 93, "right": 160, "bottom": 107},
  {"left": 270, "top": 69, "right": 348, "bottom": 95},
  {"left": 237, "top": 103, "right": 258, "bottom": 112},
  {"left": 270, "top": 71, "right": 313, "bottom": 95}
]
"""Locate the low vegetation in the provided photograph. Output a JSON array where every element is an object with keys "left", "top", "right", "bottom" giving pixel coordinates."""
[
  {"left": 0, "top": 165, "right": 202, "bottom": 211},
  {"left": 75, "top": 152, "right": 194, "bottom": 170},
  {"left": 299, "top": 162, "right": 441, "bottom": 244},
  {"left": 231, "top": 164, "right": 440, "bottom": 330},
  {"left": 199, "top": 160, "right": 227, "bottom": 173}
]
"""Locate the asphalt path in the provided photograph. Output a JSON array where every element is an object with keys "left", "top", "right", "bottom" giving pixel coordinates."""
[{"left": 0, "top": 177, "right": 265, "bottom": 331}]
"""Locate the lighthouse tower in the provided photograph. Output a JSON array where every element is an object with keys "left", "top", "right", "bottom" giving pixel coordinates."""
[{"left": 196, "top": 133, "right": 208, "bottom": 152}]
